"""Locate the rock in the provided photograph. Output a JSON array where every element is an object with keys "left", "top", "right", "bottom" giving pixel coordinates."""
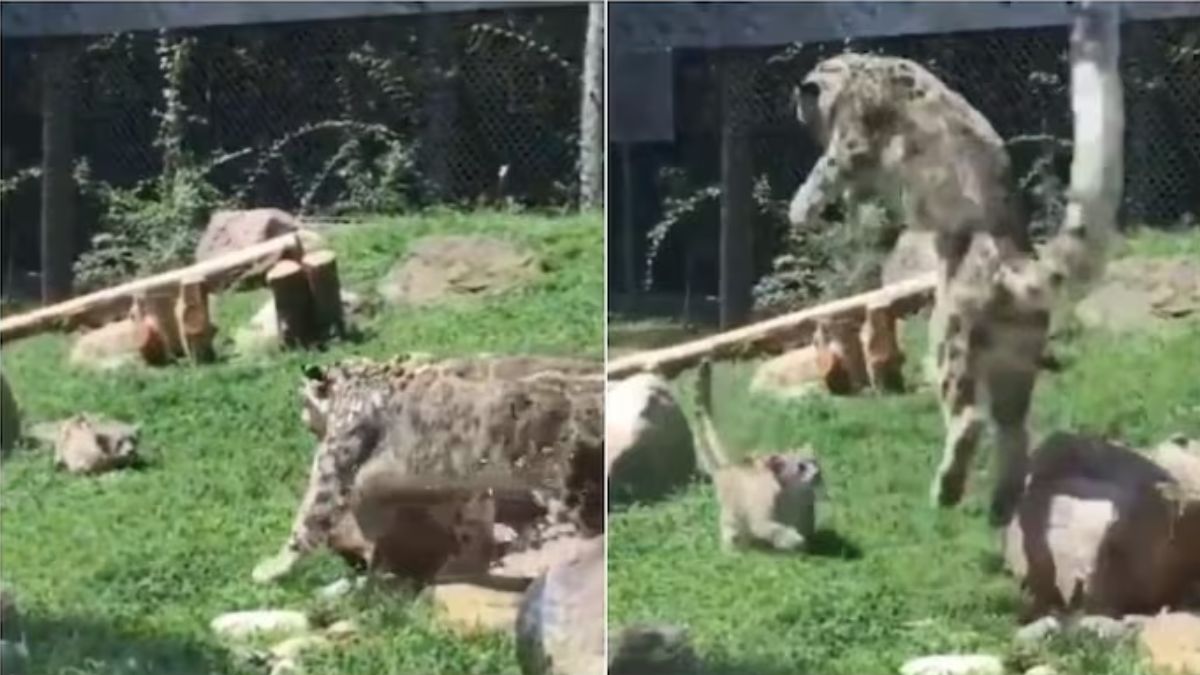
[
  {"left": 1138, "top": 612, "right": 1200, "bottom": 674},
  {"left": 1, "top": 373, "right": 19, "bottom": 457},
  {"left": 749, "top": 347, "right": 824, "bottom": 399},
  {"left": 1075, "top": 256, "right": 1200, "bottom": 333},
  {"left": 1076, "top": 614, "right": 1138, "bottom": 642},
  {"left": 516, "top": 536, "right": 605, "bottom": 675},
  {"left": 608, "top": 624, "right": 698, "bottom": 675},
  {"left": 52, "top": 414, "right": 140, "bottom": 475},
  {"left": 268, "top": 658, "right": 303, "bottom": 675},
  {"left": 1024, "top": 667, "right": 1058, "bottom": 675},
  {"left": 1014, "top": 616, "right": 1062, "bottom": 645},
  {"left": 68, "top": 319, "right": 143, "bottom": 371},
  {"left": 1003, "top": 432, "right": 1200, "bottom": 618},
  {"left": 315, "top": 578, "right": 356, "bottom": 601},
  {"left": 431, "top": 583, "right": 525, "bottom": 635},
  {"left": 194, "top": 208, "right": 325, "bottom": 287},
  {"left": 323, "top": 619, "right": 359, "bottom": 641},
  {"left": 882, "top": 230, "right": 939, "bottom": 286},
  {"left": 606, "top": 374, "right": 696, "bottom": 505},
  {"left": 899, "top": 654, "right": 1004, "bottom": 675},
  {"left": 376, "top": 235, "right": 539, "bottom": 306},
  {"left": 492, "top": 534, "right": 591, "bottom": 581},
  {"left": 211, "top": 610, "right": 310, "bottom": 641},
  {"left": 269, "top": 635, "right": 329, "bottom": 661}
]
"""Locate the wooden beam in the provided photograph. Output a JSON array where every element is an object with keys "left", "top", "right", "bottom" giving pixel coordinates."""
[
  {"left": 0, "top": 233, "right": 305, "bottom": 344},
  {"left": 606, "top": 272, "right": 937, "bottom": 380}
]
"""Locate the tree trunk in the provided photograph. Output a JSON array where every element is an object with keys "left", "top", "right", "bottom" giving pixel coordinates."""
[
  {"left": 302, "top": 250, "right": 344, "bottom": 339},
  {"left": 39, "top": 41, "right": 77, "bottom": 303},
  {"left": 620, "top": 144, "right": 637, "bottom": 298},
  {"left": 267, "top": 260, "right": 319, "bottom": 348},
  {"left": 718, "top": 53, "right": 753, "bottom": 330},
  {"left": 578, "top": 2, "right": 605, "bottom": 209},
  {"left": 175, "top": 274, "right": 215, "bottom": 363}
]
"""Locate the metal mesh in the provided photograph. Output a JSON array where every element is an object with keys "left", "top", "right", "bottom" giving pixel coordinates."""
[
  {"left": 629, "top": 18, "right": 1199, "bottom": 297},
  {"left": 1, "top": 5, "right": 586, "bottom": 216}
]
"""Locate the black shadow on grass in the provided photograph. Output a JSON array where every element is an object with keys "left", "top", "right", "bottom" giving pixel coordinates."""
[
  {"left": 806, "top": 528, "right": 863, "bottom": 560},
  {"left": 14, "top": 613, "right": 243, "bottom": 675}
]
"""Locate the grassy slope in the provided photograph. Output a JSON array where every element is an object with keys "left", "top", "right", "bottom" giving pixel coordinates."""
[
  {"left": 608, "top": 230, "right": 1200, "bottom": 675},
  {"left": 0, "top": 210, "right": 603, "bottom": 675}
]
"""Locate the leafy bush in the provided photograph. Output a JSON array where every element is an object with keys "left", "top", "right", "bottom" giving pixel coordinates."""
[{"left": 73, "top": 162, "right": 222, "bottom": 290}]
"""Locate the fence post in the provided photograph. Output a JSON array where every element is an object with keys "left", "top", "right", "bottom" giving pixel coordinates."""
[
  {"left": 39, "top": 39, "right": 77, "bottom": 303},
  {"left": 718, "top": 52, "right": 754, "bottom": 329},
  {"left": 578, "top": 1, "right": 605, "bottom": 209}
]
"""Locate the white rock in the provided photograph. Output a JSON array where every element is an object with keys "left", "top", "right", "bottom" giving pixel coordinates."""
[
  {"left": 1076, "top": 614, "right": 1137, "bottom": 641},
  {"left": 324, "top": 619, "right": 359, "bottom": 640},
  {"left": 899, "top": 654, "right": 1004, "bottom": 675},
  {"left": 315, "top": 578, "right": 354, "bottom": 601},
  {"left": 1024, "top": 666, "right": 1058, "bottom": 675},
  {"left": 1014, "top": 616, "right": 1062, "bottom": 645},
  {"left": 211, "top": 610, "right": 310, "bottom": 641},
  {"left": 269, "top": 657, "right": 304, "bottom": 675},
  {"left": 269, "top": 635, "right": 329, "bottom": 661}
]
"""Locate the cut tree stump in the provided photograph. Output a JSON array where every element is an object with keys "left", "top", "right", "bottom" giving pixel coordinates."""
[
  {"left": 131, "top": 288, "right": 183, "bottom": 366},
  {"left": 175, "top": 274, "right": 215, "bottom": 363},
  {"left": 267, "top": 260, "right": 319, "bottom": 348},
  {"left": 814, "top": 318, "right": 869, "bottom": 395},
  {"left": 302, "top": 250, "right": 344, "bottom": 339},
  {"left": 0, "top": 233, "right": 306, "bottom": 344},
  {"left": 861, "top": 300, "right": 906, "bottom": 393},
  {"left": 606, "top": 272, "right": 936, "bottom": 380}
]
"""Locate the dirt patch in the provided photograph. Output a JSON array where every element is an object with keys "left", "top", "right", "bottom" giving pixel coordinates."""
[
  {"left": 376, "top": 235, "right": 540, "bottom": 306},
  {"left": 1075, "top": 256, "right": 1200, "bottom": 333}
]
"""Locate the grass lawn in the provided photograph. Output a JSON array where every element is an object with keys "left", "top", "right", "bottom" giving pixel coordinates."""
[
  {"left": 607, "top": 229, "right": 1200, "bottom": 675},
  {"left": 0, "top": 209, "right": 603, "bottom": 675}
]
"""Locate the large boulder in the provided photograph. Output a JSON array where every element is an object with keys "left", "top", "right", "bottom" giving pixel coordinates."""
[
  {"left": 1, "top": 373, "right": 19, "bottom": 457},
  {"left": 749, "top": 346, "right": 824, "bottom": 399},
  {"left": 194, "top": 208, "right": 325, "bottom": 287},
  {"left": 1074, "top": 256, "right": 1200, "bottom": 333},
  {"left": 376, "top": 235, "right": 540, "bottom": 306},
  {"left": 68, "top": 319, "right": 143, "bottom": 371},
  {"left": 515, "top": 536, "right": 605, "bottom": 675},
  {"left": 1003, "top": 433, "right": 1200, "bottom": 618},
  {"left": 606, "top": 374, "right": 696, "bottom": 506}
]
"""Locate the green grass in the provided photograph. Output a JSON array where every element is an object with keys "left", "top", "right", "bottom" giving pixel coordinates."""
[
  {"left": 0, "top": 209, "right": 603, "bottom": 675},
  {"left": 608, "top": 231, "right": 1200, "bottom": 675}
]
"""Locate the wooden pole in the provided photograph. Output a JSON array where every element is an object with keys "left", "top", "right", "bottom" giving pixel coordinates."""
[
  {"left": 175, "top": 274, "right": 215, "bottom": 363},
  {"left": 0, "top": 233, "right": 305, "bottom": 344},
  {"left": 718, "top": 54, "right": 754, "bottom": 330},
  {"left": 39, "top": 41, "right": 77, "bottom": 302},
  {"left": 267, "top": 260, "right": 318, "bottom": 348},
  {"left": 606, "top": 272, "right": 936, "bottom": 380},
  {"left": 301, "top": 250, "right": 344, "bottom": 339}
]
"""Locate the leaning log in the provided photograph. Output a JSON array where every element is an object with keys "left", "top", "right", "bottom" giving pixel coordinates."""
[
  {"left": 0, "top": 233, "right": 305, "bottom": 344},
  {"left": 606, "top": 272, "right": 937, "bottom": 380}
]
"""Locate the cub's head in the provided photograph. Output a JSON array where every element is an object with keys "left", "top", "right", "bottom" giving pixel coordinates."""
[{"left": 761, "top": 451, "right": 823, "bottom": 491}]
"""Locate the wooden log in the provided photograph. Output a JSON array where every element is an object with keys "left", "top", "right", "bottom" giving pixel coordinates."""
[
  {"left": 130, "top": 289, "right": 182, "bottom": 366},
  {"left": 606, "top": 272, "right": 937, "bottom": 380},
  {"left": 0, "top": 233, "right": 305, "bottom": 344},
  {"left": 175, "top": 274, "right": 216, "bottom": 364},
  {"left": 861, "top": 300, "right": 906, "bottom": 393},
  {"left": 302, "top": 250, "right": 344, "bottom": 339},
  {"left": 267, "top": 260, "right": 319, "bottom": 348},
  {"left": 814, "top": 318, "right": 869, "bottom": 395}
]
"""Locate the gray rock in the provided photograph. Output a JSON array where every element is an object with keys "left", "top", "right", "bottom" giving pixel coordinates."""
[
  {"left": 211, "top": 610, "right": 310, "bottom": 641},
  {"left": 1014, "top": 616, "right": 1062, "bottom": 645},
  {"left": 607, "top": 623, "right": 698, "bottom": 675},
  {"left": 377, "top": 235, "right": 539, "bottom": 306},
  {"left": 606, "top": 374, "right": 696, "bottom": 505},
  {"left": 899, "top": 654, "right": 1004, "bottom": 675},
  {"left": 515, "top": 537, "right": 604, "bottom": 675}
]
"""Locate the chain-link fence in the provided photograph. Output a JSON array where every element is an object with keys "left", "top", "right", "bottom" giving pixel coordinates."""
[
  {"left": 1, "top": 4, "right": 590, "bottom": 288},
  {"left": 616, "top": 17, "right": 1200, "bottom": 302}
]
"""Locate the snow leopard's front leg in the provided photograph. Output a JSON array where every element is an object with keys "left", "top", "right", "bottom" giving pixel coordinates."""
[
  {"left": 253, "top": 417, "right": 381, "bottom": 584},
  {"left": 788, "top": 151, "right": 847, "bottom": 231}
]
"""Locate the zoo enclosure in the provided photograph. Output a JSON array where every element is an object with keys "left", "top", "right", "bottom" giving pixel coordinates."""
[
  {"left": 1, "top": 2, "right": 598, "bottom": 296},
  {"left": 609, "top": 2, "right": 1200, "bottom": 324}
]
